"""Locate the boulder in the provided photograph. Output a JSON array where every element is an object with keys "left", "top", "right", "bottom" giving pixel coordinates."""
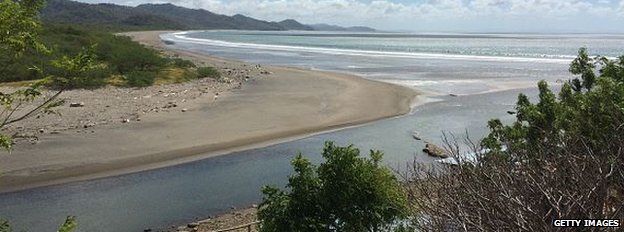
[{"left": 422, "top": 143, "right": 449, "bottom": 158}]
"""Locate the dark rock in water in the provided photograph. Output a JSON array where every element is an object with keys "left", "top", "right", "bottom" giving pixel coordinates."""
[
  {"left": 162, "top": 40, "right": 175, "bottom": 45},
  {"left": 412, "top": 133, "right": 422, "bottom": 140},
  {"left": 449, "top": 94, "right": 458, "bottom": 97},
  {"left": 69, "top": 102, "right": 85, "bottom": 107},
  {"left": 507, "top": 110, "right": 516, "bottom": 115}
]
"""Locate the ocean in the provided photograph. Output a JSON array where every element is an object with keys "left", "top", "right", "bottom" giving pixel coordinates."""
[{"left": 0, "top": 31, "right": 622, "bottom": 231}]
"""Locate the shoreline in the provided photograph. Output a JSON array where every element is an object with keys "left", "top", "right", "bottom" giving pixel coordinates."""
[{"left": 0, "top": 31, "right": 419, "bottom": 193}]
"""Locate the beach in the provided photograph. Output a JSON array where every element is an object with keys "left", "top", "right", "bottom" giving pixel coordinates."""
[{"left": 0, "top": 31, "right": 418, "bottom": 193}]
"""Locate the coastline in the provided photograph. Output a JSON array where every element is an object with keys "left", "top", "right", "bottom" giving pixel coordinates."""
[{"left": 0, "top": 31, "right": 419, "bottom": 193}]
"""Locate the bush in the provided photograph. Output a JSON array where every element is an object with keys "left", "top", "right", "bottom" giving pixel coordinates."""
[
  {"left": 258, "top": 142, "right": 407, "bottom": 232},
  {"left": 403, "top": 48, "right": 624, "bottom": 231},
  {"left": 169, "top": 57, "right": 196, "bottom": 68},
  {"left": 196, "top": 66, "right": 220, "bottom": 79},
  {"left": 125, "top": 70, "right": 156, "bottom": 87},
  {"left": 103, "top": 36, "right": 167, "bottom": 73}
]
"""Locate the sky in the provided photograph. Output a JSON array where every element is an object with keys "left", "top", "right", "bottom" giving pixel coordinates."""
[{"left": 77, "top": 0, "right": 624, "bottom": 33}]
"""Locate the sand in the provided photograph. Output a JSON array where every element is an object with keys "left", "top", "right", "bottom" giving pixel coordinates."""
[{"left": 0, "top": 31, "right": 418, "bottom": 193}]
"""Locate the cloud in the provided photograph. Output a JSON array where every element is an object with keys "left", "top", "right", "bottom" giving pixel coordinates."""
[{"left": 78, "top": 0, "right": 624, "bottom": 32}]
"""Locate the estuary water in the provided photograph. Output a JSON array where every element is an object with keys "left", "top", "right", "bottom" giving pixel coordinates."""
[{"left": 0, "top": 31, "right": 622, "bottom": 231}]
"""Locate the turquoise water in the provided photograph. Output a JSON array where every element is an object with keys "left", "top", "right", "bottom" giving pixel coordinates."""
[{"left": 0, "top": 31, "right": 620, "bottom": 231}]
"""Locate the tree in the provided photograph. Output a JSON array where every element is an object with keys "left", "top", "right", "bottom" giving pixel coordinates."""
[
  {"left": 0, "top": 0, "right": 83, "bottom": 230},
  {"left": 258, "top": 142, "right": 407, "bottom": 232},
  {"left": 404, "top": 48, "right": 623, "bottom": 231},
  {"left": 0, "top": 0, "right": 99, "bottom": 151}
]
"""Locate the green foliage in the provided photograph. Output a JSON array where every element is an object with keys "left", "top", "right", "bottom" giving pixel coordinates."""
[
  {"left": 196, "top": 66, "right": 220, "bottom": 79},
  {"left": 102, "top": 35, "right": 167, "bottom": 74},
  {"left": 0, "top": 0, "right": 48, "bottom": 57},
  {"left": 125, "top": 70, "right": 156, "bottom": 87},
  {"left": 258, "top": 142, "right": 407, "bottom": 232},
  {"left": 482, "top": 48, "right": 624, "bottom": 160},
  {"left": 169, "top": 57, "right": 196, "bottom": 68},
  {"left": 57, "top": 216, "right": 77, "bottom": 232},
  {"left": 0, "top": 216, "right": 77, "bottom": 232},
  {"left": 1, "top": 23, "right": 204, "bottom": 89},
  {"left": 47, "top": 45, "right": 103, "bottom": 89}
]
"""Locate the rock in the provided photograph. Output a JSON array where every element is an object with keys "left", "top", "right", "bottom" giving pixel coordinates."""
[
  {"left": 422, "top": 143, "right": 449, "bottom": 158},
  {"left": 50, "top": 131, "right": 61, "bottom": 135},
  {"left": 181, "top": 108, "right": 188, "bottom": 112},
  {"left": 143, "top": 229, "right": 152, "bottom": 232},
  {"left": 252, "top": 204, "right": 258, "bottom": 208},
  {"left": 69, "top": 102, "right": 85, "bottom": 107},
  {"left": 122, "top": 119, "right": 130, "bottom": 123},
  {"left": 449, "top": 94, "right": 458, "bottom": 97},
  {"left": 38, "top": 128, "right": 45, "bottom": 133},
  {"left": 507, "top": 110, "right": 516, "bottom": 115},
  {"left": 187, "top": 222, "right": 199, "bottom": 228},
  {"left": 412, "top": 133, "right": 421, "bottom": 140}
]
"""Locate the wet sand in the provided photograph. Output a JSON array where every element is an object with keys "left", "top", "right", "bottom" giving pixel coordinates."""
[{"left": 0, "top": 31, "right": 418, "bottom": 193}]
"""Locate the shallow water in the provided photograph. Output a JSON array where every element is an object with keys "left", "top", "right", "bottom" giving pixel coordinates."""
[{"left": 0, "top": 31, "right": 613, "bottom": 231}]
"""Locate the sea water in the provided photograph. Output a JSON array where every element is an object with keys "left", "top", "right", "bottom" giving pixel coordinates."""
[{"left": 0, "top": 31, "right": 622, "bottom": 231}]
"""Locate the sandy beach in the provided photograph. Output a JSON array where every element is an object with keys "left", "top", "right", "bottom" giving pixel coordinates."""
[{"left": 0, "top": 31, "right": 417, "bottom": 193}]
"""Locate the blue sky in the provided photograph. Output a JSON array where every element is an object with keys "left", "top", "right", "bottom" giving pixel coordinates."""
[{"left": 78, "top": 0, "right": 624, "bottom": 33}]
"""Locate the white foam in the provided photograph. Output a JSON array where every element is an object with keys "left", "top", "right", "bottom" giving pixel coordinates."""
[{"left": 163, "top": 32, "right": 572, "bottom": 64}]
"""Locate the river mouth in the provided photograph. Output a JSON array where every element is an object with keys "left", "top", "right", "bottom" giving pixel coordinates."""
[{"left": 0, "top": 30, "right": 616, "bottom": 232}]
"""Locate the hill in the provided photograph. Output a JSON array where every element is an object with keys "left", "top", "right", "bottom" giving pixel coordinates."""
[
  {"left": 42, "top": 0, "right": 304, "bottom": 31},
  {"left": 41, "top": 0, "right": 376, "bottom": 32}
]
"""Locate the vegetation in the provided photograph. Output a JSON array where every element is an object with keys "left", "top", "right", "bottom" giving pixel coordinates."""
[
  {"left": 1, "top": 23, "right": 219, "bottom": 88},
  {"left": 0, "top": 0, "right": 85, "bottom": 229},
  {"left": 403, "top": 48, "right": 624, "bottom": 231},
  {"left": 40, "top": 0, "right": 312, "bottom": 31},
  {"left": 257, "top": 49, "right": 623, "bottom": 232},
  {"left": 258, "top": 142, "right": 407, "bottom": 232},
  {"left": 196, "top": 66, "right": 220, "bottom": 79},
  {"left": 0, "top": 216, "right": 76, "bottom": 232}
]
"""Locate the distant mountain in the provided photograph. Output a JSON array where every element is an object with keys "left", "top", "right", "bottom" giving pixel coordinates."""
[
  {"left": 277, "top": 19, "right": 314, "bottom": 31},
  {"left": 310, "top": 24, "right": 376, "bottom": 32},
  {"left": 41, "top": 0, "right": 375, "bottom": 32}
]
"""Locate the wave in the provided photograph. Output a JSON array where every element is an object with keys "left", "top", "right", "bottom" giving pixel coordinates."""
[{"left": 164, "top": 31, "right": 572, "bottom": 64}]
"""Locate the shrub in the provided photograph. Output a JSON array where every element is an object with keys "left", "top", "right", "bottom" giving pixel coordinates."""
[
  {"left": 169, "top": 57, "right": 196, "bottom": 68},
  {"left": 104, "top": 36, "right": 167, "bottom": 74},
  {"left": 403, "top": 48, "right": 624, "bottom": 231},
  {"left": 258, "top": 142, "right": 407, "bottom": 232},
  {"left": 125, "top": 70, "right": 156, "bottom": 87},
  {"left": 196, "top": 66, "right": 220, "bottom": 79}
]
